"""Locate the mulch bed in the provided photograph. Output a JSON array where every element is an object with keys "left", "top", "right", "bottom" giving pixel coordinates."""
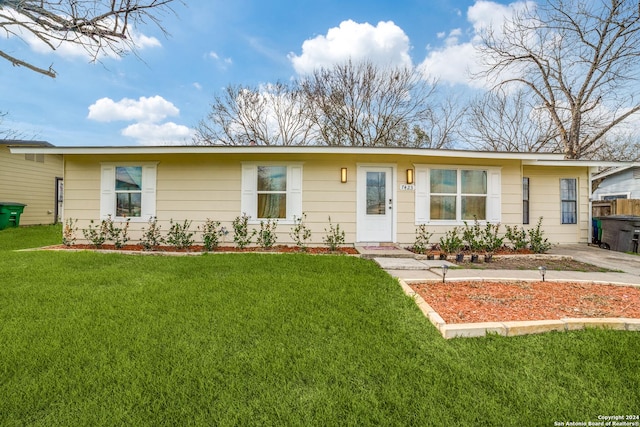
[
  {"left": 411, "top": 281, "right": 640, "bottom": 324},
  {"left": 45, "top": 244, "right": 359, "bottom": 255}
]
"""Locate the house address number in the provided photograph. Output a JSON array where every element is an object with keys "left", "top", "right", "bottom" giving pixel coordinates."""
[{"left": 400, "top": 184, "right": 415, "bottom": 191}]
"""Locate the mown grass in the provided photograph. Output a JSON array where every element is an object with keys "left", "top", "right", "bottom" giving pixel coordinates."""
[{"left": 1, "top": 226, "right": 639, "bottom": 425}]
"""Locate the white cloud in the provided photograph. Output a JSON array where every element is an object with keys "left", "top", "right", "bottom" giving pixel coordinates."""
[
  {"left": 208, "top": 51, "right": 233, "bottom": 69},
  {"left": 418, "top": 0, "right": 534, "bottom": 87},
  {"left": 87, "top": 95, "right": 194, "bottom": 145},
  {"left": 289, "top": 20, "right": 412, "bottom": 74},
  {"left": 444, "top": 28, "right": 463, "bottom": 46},
  {"left": 130, "top": 33, "right": 162, "bottom": 50},
  {"left": 87, "top": 96, "right": 179, "bottom": 123},
  {"left": 121, "top": 122, "right": 194, "bottom": 145},
  {"left": 4, "top": 8, "right": 161, "bottom": 61}
]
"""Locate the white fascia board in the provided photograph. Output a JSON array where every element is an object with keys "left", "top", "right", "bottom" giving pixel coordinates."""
[
  {"left": 590, "top": 165, "right": 636, "bottom": 180},
  {"left": 9, "top": 145, "right": 570, "bottom": 160},
  {"left": 521, "top": 159, "right": 639, "bottom": 168}
]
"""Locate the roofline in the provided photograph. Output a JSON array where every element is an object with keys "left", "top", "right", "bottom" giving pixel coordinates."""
[
  {"left": 1, "top": 139, "right": 53, "bottom": 147},
  {"left": 591, "top": 165, "right": 638, "bottom": 180},
  {"left": 7, "top": 144, "right": 636, "bottom": 167},
  {"left": 7, "top": 144, "right": 567, "bottom": 159},
  {"left": 521, "top": 160, "right": 640, "bottom": 168}
]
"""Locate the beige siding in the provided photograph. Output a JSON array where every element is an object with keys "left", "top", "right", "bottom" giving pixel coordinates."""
[
  {"left": 523, "top": 165, "right": 590, "bottom": 244},
  {"left": 63, "top": 153, "right": 591, "bottom": 246},
  {"left": 404, "top": 159, "right": 523, "bottom": 244},
  {"left": 0, "top": 146, "right": 63, "bottom": 225}
]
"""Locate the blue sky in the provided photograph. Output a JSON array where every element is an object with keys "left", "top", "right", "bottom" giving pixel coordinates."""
[{"left": 1, "top": 0, "right": 521, "bottom": 146}]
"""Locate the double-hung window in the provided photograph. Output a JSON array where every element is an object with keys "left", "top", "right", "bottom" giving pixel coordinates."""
[
  {"left": 115, "top": 166, "right": 143, "bottom": 217},
  {"left": 100, "top": 163, "right": 157, "bottom": 221},
  {"left": 257, "top": 166, "right": 287, "bottom": 218},
  {"left": 416, "top": 166, "right": 501, "bottom": 224},
  {"left": 241, "top": 163, "right": 302, "bottom": 223},
  {"left": 560, "top": 178, "right": 577, "bottom": 224}
]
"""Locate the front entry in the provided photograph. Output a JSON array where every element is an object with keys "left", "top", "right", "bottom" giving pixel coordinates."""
[{"left": 357, "top": 166, "right": 394, "bottom": 242}]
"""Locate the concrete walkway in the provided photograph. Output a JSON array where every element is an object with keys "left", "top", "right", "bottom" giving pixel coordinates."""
[{"left": 358, "top": 244, "right": 639, "bottom": 286}]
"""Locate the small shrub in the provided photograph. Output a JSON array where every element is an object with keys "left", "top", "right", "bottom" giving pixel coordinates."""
[
  {"left": 232, "top": 213, "right": 256, "bottom": 249},
  {"left": 439, "top": 227, "right": 462, "bottom": 255},
  {"left": 412, "top": 224, "right": 433, "bottom": 254},
  {"left": 505, "top": 224, "right": 528, "bottom": 251},
  {"left": 322, "top": 216, "right": 345, "bottom": 251},
  {"left": 140, "top": 216, "right": 164, "bottom": 251},
  {"left": 481, "top": 222, "right": 504, "bottom": 254},
  {"left": 528, "top": 216, "right": 551, "bottom": 254},
  {"left": 107, "top": 216, "right": 130, "bottom": 249},
  {"left": 257, "top": 219, "right": 278, "bottom": 249},
  {"left": 82, "top": 219, "right": 109, "bottom": 248},
  {"left": 62, "top": 218, "right": 78, "bottom": 246},
  {"left": 166, "top": 219, "right": 195, "bottom": 250},
  {"left": 289, "top": 213, "right": 312, "bottom": 251},
  {"left": 462, "top": 218, "right": 483, "bottom": 254},
  {"left": 201, "top": 219, "right": 228, "bottom": 252}
]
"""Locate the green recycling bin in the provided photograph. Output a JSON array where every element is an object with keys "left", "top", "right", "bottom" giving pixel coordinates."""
[{"left": 0, "top": 202, "right": 27, "bottom": 230}]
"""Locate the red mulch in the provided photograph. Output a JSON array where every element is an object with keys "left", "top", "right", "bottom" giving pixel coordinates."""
[
  {"left": 410, "top": 281, "right": 640, "bottom": 324},
  {"left": 46, "top": 244, "right": 359, "bottom": 255}
]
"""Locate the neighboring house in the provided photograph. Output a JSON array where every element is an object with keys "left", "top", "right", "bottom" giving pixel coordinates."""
[
  {"left": 9, "top": 145, "right": 634, "bottom": 245},
  {"left": 592, "top": 166, "right": 640, "bottom": 201},
  {"left": 1, "top": 140, "right": 63, "bottom": 226}
]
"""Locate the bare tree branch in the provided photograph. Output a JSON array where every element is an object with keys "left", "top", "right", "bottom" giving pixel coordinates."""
[
  {"left": 462, "top": 88, "right": 561, "bottom": 153},
  {"left": 196, "top": 61, "right": 456, "bottom": 148},
  {"left": 0, "top": 0, "right": 181, "bottom": 77},
  {"left": 195, "top": 82, "right": 313, "bottom": 146},
  {"left": 300, "top": 60, "right": 447, "bottom": 148},
  {"left": 475, "top": 0, "right": 640, "bottom": 159}
]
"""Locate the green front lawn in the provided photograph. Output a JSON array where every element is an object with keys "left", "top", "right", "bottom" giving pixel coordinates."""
[{"left": 1, "top": 226, "right": 639, "bottom": 425}]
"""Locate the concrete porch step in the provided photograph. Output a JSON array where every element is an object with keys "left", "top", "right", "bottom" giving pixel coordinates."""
[{"left": 355, "top": 244, "right": 416, "bottom": 259}]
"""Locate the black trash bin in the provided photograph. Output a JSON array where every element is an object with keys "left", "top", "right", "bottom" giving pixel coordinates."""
[{"left": 598, "top": 215, "right": 640, "bottom": 253}]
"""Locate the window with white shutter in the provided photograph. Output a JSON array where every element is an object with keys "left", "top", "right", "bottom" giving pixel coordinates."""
[
  {"left": 100, "top": 163, "right": 157, "bottom": 221},
  {"left": 241, "top": 163, "right": 303, "bottom": 223},
  {"left": 415, "top": 166, "right": 501, "bottom": 224}
]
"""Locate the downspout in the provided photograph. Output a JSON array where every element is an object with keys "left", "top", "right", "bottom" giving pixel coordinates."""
[{"left": 588, "top": 166, "right": 596, "bottom": 245}]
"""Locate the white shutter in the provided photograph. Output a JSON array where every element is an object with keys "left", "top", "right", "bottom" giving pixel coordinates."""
[
  {"left": 141, "top": 164, "right": 157, "bottom": 220},
  {"left": 415, "top": 168, "right": 429, "bottom": 223},
  {"left": 100, "top": 165, "right": 115, "bottom": 219},
  {"left": 486, "top": 169, "right": 502, "bottom": 223},
  {"left": 287, "top": 165, "right": 303, "bottom": 220},
  {"left": 241, "top": 164, "right": 257, "bottom": 218}
]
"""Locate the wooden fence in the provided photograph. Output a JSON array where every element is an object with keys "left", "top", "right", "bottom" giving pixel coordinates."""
[{"left": 592, "top": 199, "right": 640, "bottom": 217}]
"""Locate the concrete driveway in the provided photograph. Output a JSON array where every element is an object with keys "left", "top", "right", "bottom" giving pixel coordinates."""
[{"left": 548, "top": 244, "right": 640, "bottom": 276}]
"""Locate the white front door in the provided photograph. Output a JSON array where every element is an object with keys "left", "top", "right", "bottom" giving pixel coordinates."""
[{"left": 357, "top": 166, "right": 394, "bottom": 242}]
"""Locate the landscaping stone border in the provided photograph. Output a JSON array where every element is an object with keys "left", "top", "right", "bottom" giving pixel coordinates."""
[{"left": 398, "top": 278, "right": 640, "bottom": 339}]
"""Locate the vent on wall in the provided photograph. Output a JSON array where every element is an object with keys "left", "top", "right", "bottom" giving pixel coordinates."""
[
  {"left": 25, "top": 153, "right": 44, "bottom": 163},
  {"left": 633, "top": 167, "right": 640, "bottom": 179}
]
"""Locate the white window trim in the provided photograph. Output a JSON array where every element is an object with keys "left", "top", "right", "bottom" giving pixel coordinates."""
[
  {"left": 100, "top": 162, "right": 158, "bottom": 223},
  {"left": 241, "top": 162, "right": 303, "bottom": 225},
  {"left": 560, "top": 177, "right": 578, "bottom": 225},
  {"left": 598, "top": 192, "right": 630, "bottom": 201},
  {"left": 415, "top": 164, "right": 501, "bottom": 225}
]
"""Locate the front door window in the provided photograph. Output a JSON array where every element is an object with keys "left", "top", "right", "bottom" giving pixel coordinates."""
[{"left": 366, "top": 171, "right": 387, "bottom": 215}]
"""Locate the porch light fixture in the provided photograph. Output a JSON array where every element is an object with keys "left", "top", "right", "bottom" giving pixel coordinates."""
[
  {"left": 441, "top": 264, "right": 449, "bottom": 283},
  {"left": 406, "top": 168, "right": 414, "bottom": 185},
  {"left": 538, "top": 266, "right": 547, "bottom": 282},
  {"left": 340, "top": 167, "right": 348, "bottom": 183}
]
